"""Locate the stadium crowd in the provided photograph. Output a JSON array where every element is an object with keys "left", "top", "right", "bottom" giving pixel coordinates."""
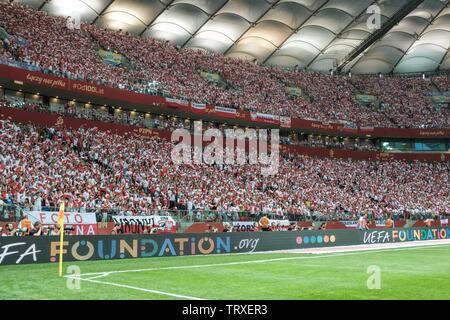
[
  {"left": 0, "top": 3, "right": 448, "bottom": 129},
  {"left": 294, "top": 134, "right": 379, "bottom": 152},
  {"left": 434, "top": 75, "right": 450, "bottom": 92},
  {"left": 0, "top": 98, "right": 381, "bottom": 151},
  {"left": 0, "top": 117, "right": 448, "bottom": 222},
  {"left": 351, "top": 76, "right": 449, "bottom": 128}
]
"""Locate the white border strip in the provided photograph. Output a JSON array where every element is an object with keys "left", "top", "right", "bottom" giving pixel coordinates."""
[
  {"left": 70, "top": 239, "right": 450, "bottom": 279},
  {"left": 64, "top": 240, "right": 450, "bottom": 300}
]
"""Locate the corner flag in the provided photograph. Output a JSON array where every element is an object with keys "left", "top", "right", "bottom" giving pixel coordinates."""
[{"left": 58, "top": 202, "right": 65, "bottom": 277}]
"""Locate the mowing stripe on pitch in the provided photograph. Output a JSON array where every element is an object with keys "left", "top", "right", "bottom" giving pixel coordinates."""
[{"left": 69, "top": 240, "right": 450, "bottom": 279}]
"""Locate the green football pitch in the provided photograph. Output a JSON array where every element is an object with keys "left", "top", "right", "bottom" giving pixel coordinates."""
[{"left": 1, "top": 243, "right": 450, "bottom": 300}]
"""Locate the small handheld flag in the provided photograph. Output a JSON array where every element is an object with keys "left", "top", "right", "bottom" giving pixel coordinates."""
[{"left": 58, "top": 202, "right": 65, "bottom": 277}]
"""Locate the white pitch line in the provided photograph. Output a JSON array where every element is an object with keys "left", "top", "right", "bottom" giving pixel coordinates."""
[
  {"left": 69, "top": 239, "right": 450, "bottom": 279},
  {"left": 73, "top": 277, "right": 206, "bottom": 300},
  {"left": 83, "top": 274, "right": 112, "bottom": 280}
]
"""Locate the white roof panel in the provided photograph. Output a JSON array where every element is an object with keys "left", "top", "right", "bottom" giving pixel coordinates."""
[{"left": 11, "top": 0, "right": 450, "bottom": 73}]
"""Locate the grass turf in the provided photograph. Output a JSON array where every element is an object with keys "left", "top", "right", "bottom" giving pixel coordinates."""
[{"left": 1, "top": 244, "right": 450, "bottom": 300}]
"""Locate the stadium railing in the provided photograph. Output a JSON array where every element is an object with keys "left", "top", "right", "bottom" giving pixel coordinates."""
[{"left": 0, "top": 204, "right": 443, "bottom": 224}]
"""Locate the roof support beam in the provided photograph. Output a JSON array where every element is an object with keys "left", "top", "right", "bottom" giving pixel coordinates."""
[
  {"left": 139, "top": 0, "right": 176, "bottom": 37},
  {"left": 306, "top": 1, "right": 378, "bottom": 69},
  {"left": 436, "top": 50, "right": 449, "bottom": 72},
  {"left": 434, "top": 4, "right": 450, "bottom": 72},
  {"left": 337, "top": 0, "right": 425, "bottom": 73},
  {"left": 37, "top": 0, "right": 48, "bottom": 11},
  {"left": 92, "top": 0, "right": 115, "bottom": 24},
  {"left": 392, "top": 3, "right": 449, "bottom": 74}
]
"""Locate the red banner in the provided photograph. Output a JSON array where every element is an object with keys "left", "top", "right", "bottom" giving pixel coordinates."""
[
  {"left": 0, "top": 106, "right": 172, "bottom": 140},
  {"left": 0, "top": 64, "right": 165, "bottom": 106},
  {"left": 1, "top": 106, "right": 448, "bottom": 162},
  {"left": 0, "top": 64, "right": 449, "bottom": 139},
  {"left": 281, "top": 144, "right": 449, "bottom": 162}
]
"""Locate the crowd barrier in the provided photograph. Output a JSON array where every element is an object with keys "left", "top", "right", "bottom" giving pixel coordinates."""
[{"left": 0, "top": 227, "right": 448, "bottom": 265}]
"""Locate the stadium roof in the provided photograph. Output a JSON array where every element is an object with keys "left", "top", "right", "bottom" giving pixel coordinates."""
[{"left": 15, "top": 0, "right": 450, "bottom": 74}]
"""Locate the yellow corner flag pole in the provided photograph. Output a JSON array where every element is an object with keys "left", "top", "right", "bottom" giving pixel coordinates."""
[{"left": 58, "top": 202, "right": 65, "bottom": 277}]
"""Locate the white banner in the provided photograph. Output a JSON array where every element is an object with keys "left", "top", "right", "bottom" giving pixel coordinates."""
[
  {"left": 255, "top": 113, "right": 279, "bottom": 120},
  {"left": 342, "top": 221, "right": 358, "bottom": 228},
  {"left": 191, "top": 102, "right": 206, "bottom": 110},
  {"left": 28, "top": 211, "right": 97, "bottom": 235},
  {"left": 215, "top": 106, "right": 237, "bottom": 114},
  {"left": 232, "top": 221, "right": 257, "bottom": 232},
  {"left": 279, "top": 116, "right": 291, "bottom": 128},
  {"left": 342, "top": 220, "right": 386, "bottom": 228},
  {"left": 250, "top": 112, "right": 280, "bottom": 124},
  {"left": 232, "top": 219, "right": 290, "bottom": 232},
  {"left": 28, "top": 211, "right": 96, "bottom": 225},
  {"left": 166, "top": 97, "right": 189, "bottom": 107},
  {"left": 112, "top": 215, "right": 176, "bottom": 233}
]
